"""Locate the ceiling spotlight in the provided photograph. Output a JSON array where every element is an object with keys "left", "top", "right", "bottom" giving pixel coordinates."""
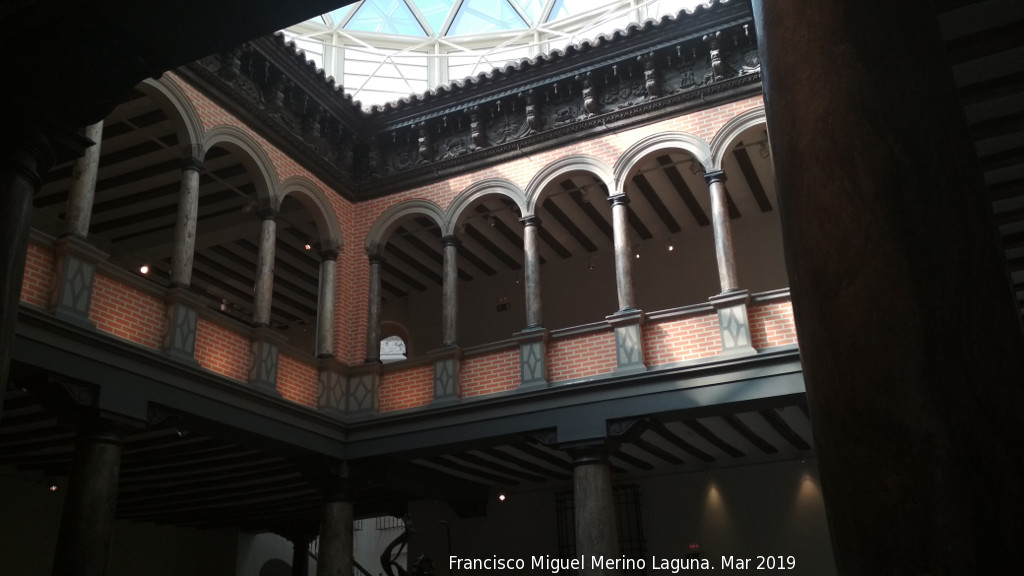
[
  {"left": 635, "top": 252, "right": 640, "bottom": 259},
  {"left": 498, "top": 493, "right": 507, "bottom": 502},
  {"left": 49, "top": 484, "right": 58, "bottom": 492},
  {"left": 139, "top": 265, "right": 150, "bottom": 275},
  {"left": 304, "top": 243, "right": 312, "bottom": 251}
]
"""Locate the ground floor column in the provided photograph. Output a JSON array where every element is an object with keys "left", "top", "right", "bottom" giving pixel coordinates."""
[
  {"left": 752, "top": 1, "right": 1024, "bottom": 572},
  {"left": 570, "top": 444, "right": 620, "bottom": 576},
  {"left": 51, "top": 417, "right": 125, "bottom": 576},
  {"left": 0, "top": 131, "right": 55, "bottom": 416},
  {"left": 317, "top": 484, "right": 354, "bottom": 576},
  {"left": 291, "top": 535, "right": 313, "bottom": 576}
]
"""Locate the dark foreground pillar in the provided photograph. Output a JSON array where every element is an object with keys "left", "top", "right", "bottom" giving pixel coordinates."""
[
  {"left": 752, "top": 1, "right": 1024, "bottom": 573},
  {"left": 0, "top": 132, "right": 55, "bottom": 419},
  {"left": 317, "top": 484, "right": 354, "bottom": 576},
  {"left": 291, "top": 535, "right": 312, "bottom": 576},
  {"left": 51, "top": 417, "right": 125, "bottom": 576},
  {"left": 570, "top": 445, "right": 620, "bottom": 576}
]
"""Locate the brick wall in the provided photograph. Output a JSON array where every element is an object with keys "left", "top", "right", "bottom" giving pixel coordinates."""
[
  {"left": 548, "top": 331, "right": 617, "bottom": 383},
  {"left": 89, "top": 274, "right": 166, "bottom": 350},
  {"left": 749, "top": 300, "right": 797, "bottom": 350},
  {"left": 461, "top": 348, "right": 520, "bottom": 398},
  {"left": 195, "top": 318, "right": 250, "bottom": 382},
  {"left": 20, "top": 243, "right": 54, "bottom": 307},
  {"left": 379, "top": 365, "right": 433, "bottom": 412},
  {"left": 643, "top": 312, "right": 722, "bottom": 367},
  {"left": 277, "top": 353, "right": 318, "bottom": 407}
]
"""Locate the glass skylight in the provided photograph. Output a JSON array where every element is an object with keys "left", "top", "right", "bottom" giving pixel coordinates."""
[{"left": 284, "top": 0, "right": 709, "bottom": 110}]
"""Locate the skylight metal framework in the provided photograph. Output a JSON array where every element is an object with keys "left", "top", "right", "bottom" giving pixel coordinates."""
[{"left": 282, "top": 0, "right": 707, "bottom": 109}]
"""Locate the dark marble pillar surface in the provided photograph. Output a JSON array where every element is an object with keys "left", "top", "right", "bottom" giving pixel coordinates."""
[{"left": 753, "top": 1, "right": 1024, "bottom": 572}]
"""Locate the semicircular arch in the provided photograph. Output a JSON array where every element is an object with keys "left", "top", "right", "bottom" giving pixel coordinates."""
[
  {"left": 279, "top": 177, "right": 344, "bottom": 253},
  {"left": 444, "top": 178, "right": 528, "bottom": 236},
  {"left": 203, "top": 125, "right": 278, "bottom": 208},
  {"left": 612, "top": 132, "right": 712, "bottom": 195},
  {"left": 365, "top": 199, "right": 446, "bottom": 255},
  {"left": 525, "top": 155, "right": 614, "bottom": 212},
  {"left": 137, "top": 76, "right": 206, "bottom": 159},
  {"left": 710, "top": 107, "right": 767, "bottom": 170}
]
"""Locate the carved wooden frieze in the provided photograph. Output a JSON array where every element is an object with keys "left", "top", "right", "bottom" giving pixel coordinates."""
[
  {"left": 365, "top": 17, "right": 760, "bottom": 190},
  {"left": 178, "top": 0, "right": 759, "bottom": 199}
]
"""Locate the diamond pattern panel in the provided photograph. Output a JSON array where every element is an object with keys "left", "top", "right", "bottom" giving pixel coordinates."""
[
  {"left": 318, "top": 369, "right": 345, "bottom": 414},
  {"left": 615, "top": 323, "right": 645, "bottom": 370},
  {"left": 433, "top": 357, "right": 460, "bottom": 401},
  {"left": 249, "top": 340, "right": 279, "bottom": 394},
  {"left": 519, "top": 340, "right": 547, "bottom": 387},
  {"left": 54, "top": 255, "right": 95, "bottom": 324},
  {"left": 719, "top": 304, "right": 753, "bottom": 350}
]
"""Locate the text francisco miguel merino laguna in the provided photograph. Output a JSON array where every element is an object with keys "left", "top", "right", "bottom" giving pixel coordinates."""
[{"left": 450, "top": 554, "right": 796, "bottom": 573}]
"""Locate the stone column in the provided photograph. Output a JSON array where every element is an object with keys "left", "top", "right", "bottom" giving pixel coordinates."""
[
  {"left": 291, "top": 535, "right": 313, "bottom": 576},
  {"left": 520, "top": 215, "right": 543, "bottom": 330},
  {"left": 163, "top": 155, "right": 204, "bottom": 363},
  {"left": 51, "top": 417, "right": 125, "bottom": 576},
  {"left": 316, "top": 249, "right": 338, "bottom": 359},
  {"left": 752, "top": 1, "right": 1024, "bottom": 573},
  {"left": 253, "top": 208, "right": 278, "bottom": 328},
  {"left": 63, "top": 121, "right": 103, "bottom": 238},
  {"left": 703, "top": 170, "right": 754, "bottom": 356},
  {"left": 703, "top": 170, "right": 738, "bottom": 293},
  {"left": 608, "top": 194, "right": 636, "bottom": 312},
  {"left": 441, "top": 234, "right": 460, "bottom": 346},
  {"left": 49, "top": 121, "right": 107, "bottom": 327},
  {"left": 250, "top": 208, "right": 280, "bottom": 395},
  {"left": 0, "top": 131, "right": 56, "bottom": 416},
  {"left": 364, "top": 251, "right": 384, "bottom": 363},
  {"left": 317, "top": 478, "right": 354, "bottom": 576},
  {"left": 570, "top": 444, "right": 620, "bottom": 576},
  {"left": 169, "top": 155, "right": 203, "bottom": 288}
]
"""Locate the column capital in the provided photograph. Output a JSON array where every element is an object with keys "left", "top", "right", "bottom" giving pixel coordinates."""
[
  {"left": 563, "top": 439, "right": 619, "bottom": 464},
  {"left": 442, "top": 234, "right": 461, "bottom": 247},
  {"left": 519, "top": 214, "right": 542, "bottom": 227},
  {"left": 256, "top": 207, "right": 279, "bottom": 222},
  {"left": 3, "top": 129, "right": 58, "bottom": 190},
  {"left": 320, "top": 248, "right": 339, "bottom": 261},
  {"left": 367, "top": 251, "right": 385, "bottom": 265},
  {"left": 607, "top": 193, "right": 630, "bottom": 207},
  {"left": 181, "top": 156, "right": 204, "bottom": 173},
  {"left": 703, "top": 169, "right": 727, "bottom": 186}
]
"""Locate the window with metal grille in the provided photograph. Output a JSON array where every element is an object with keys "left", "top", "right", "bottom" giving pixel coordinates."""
[{"left": 555, "top": 484, "right": 647, "bottom": 575}]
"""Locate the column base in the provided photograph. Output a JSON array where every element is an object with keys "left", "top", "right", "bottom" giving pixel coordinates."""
[
  {"left": 709, "top": 290, "right": 757, "bottom": 357},
  {"left": 49, "top": 235, "right": 107, "bottom": 328},
  {"left": 430, "top": 346, "right": 462, "bottom": 405},
  {"left": 606, "top": 309, "right": 647, "bottom": 375},
  {"left": 249, "top": 328, "right": 283, "bottom": 398},
  {"left": 515, "top": 327, "right": 549, "bottom": 389}
]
